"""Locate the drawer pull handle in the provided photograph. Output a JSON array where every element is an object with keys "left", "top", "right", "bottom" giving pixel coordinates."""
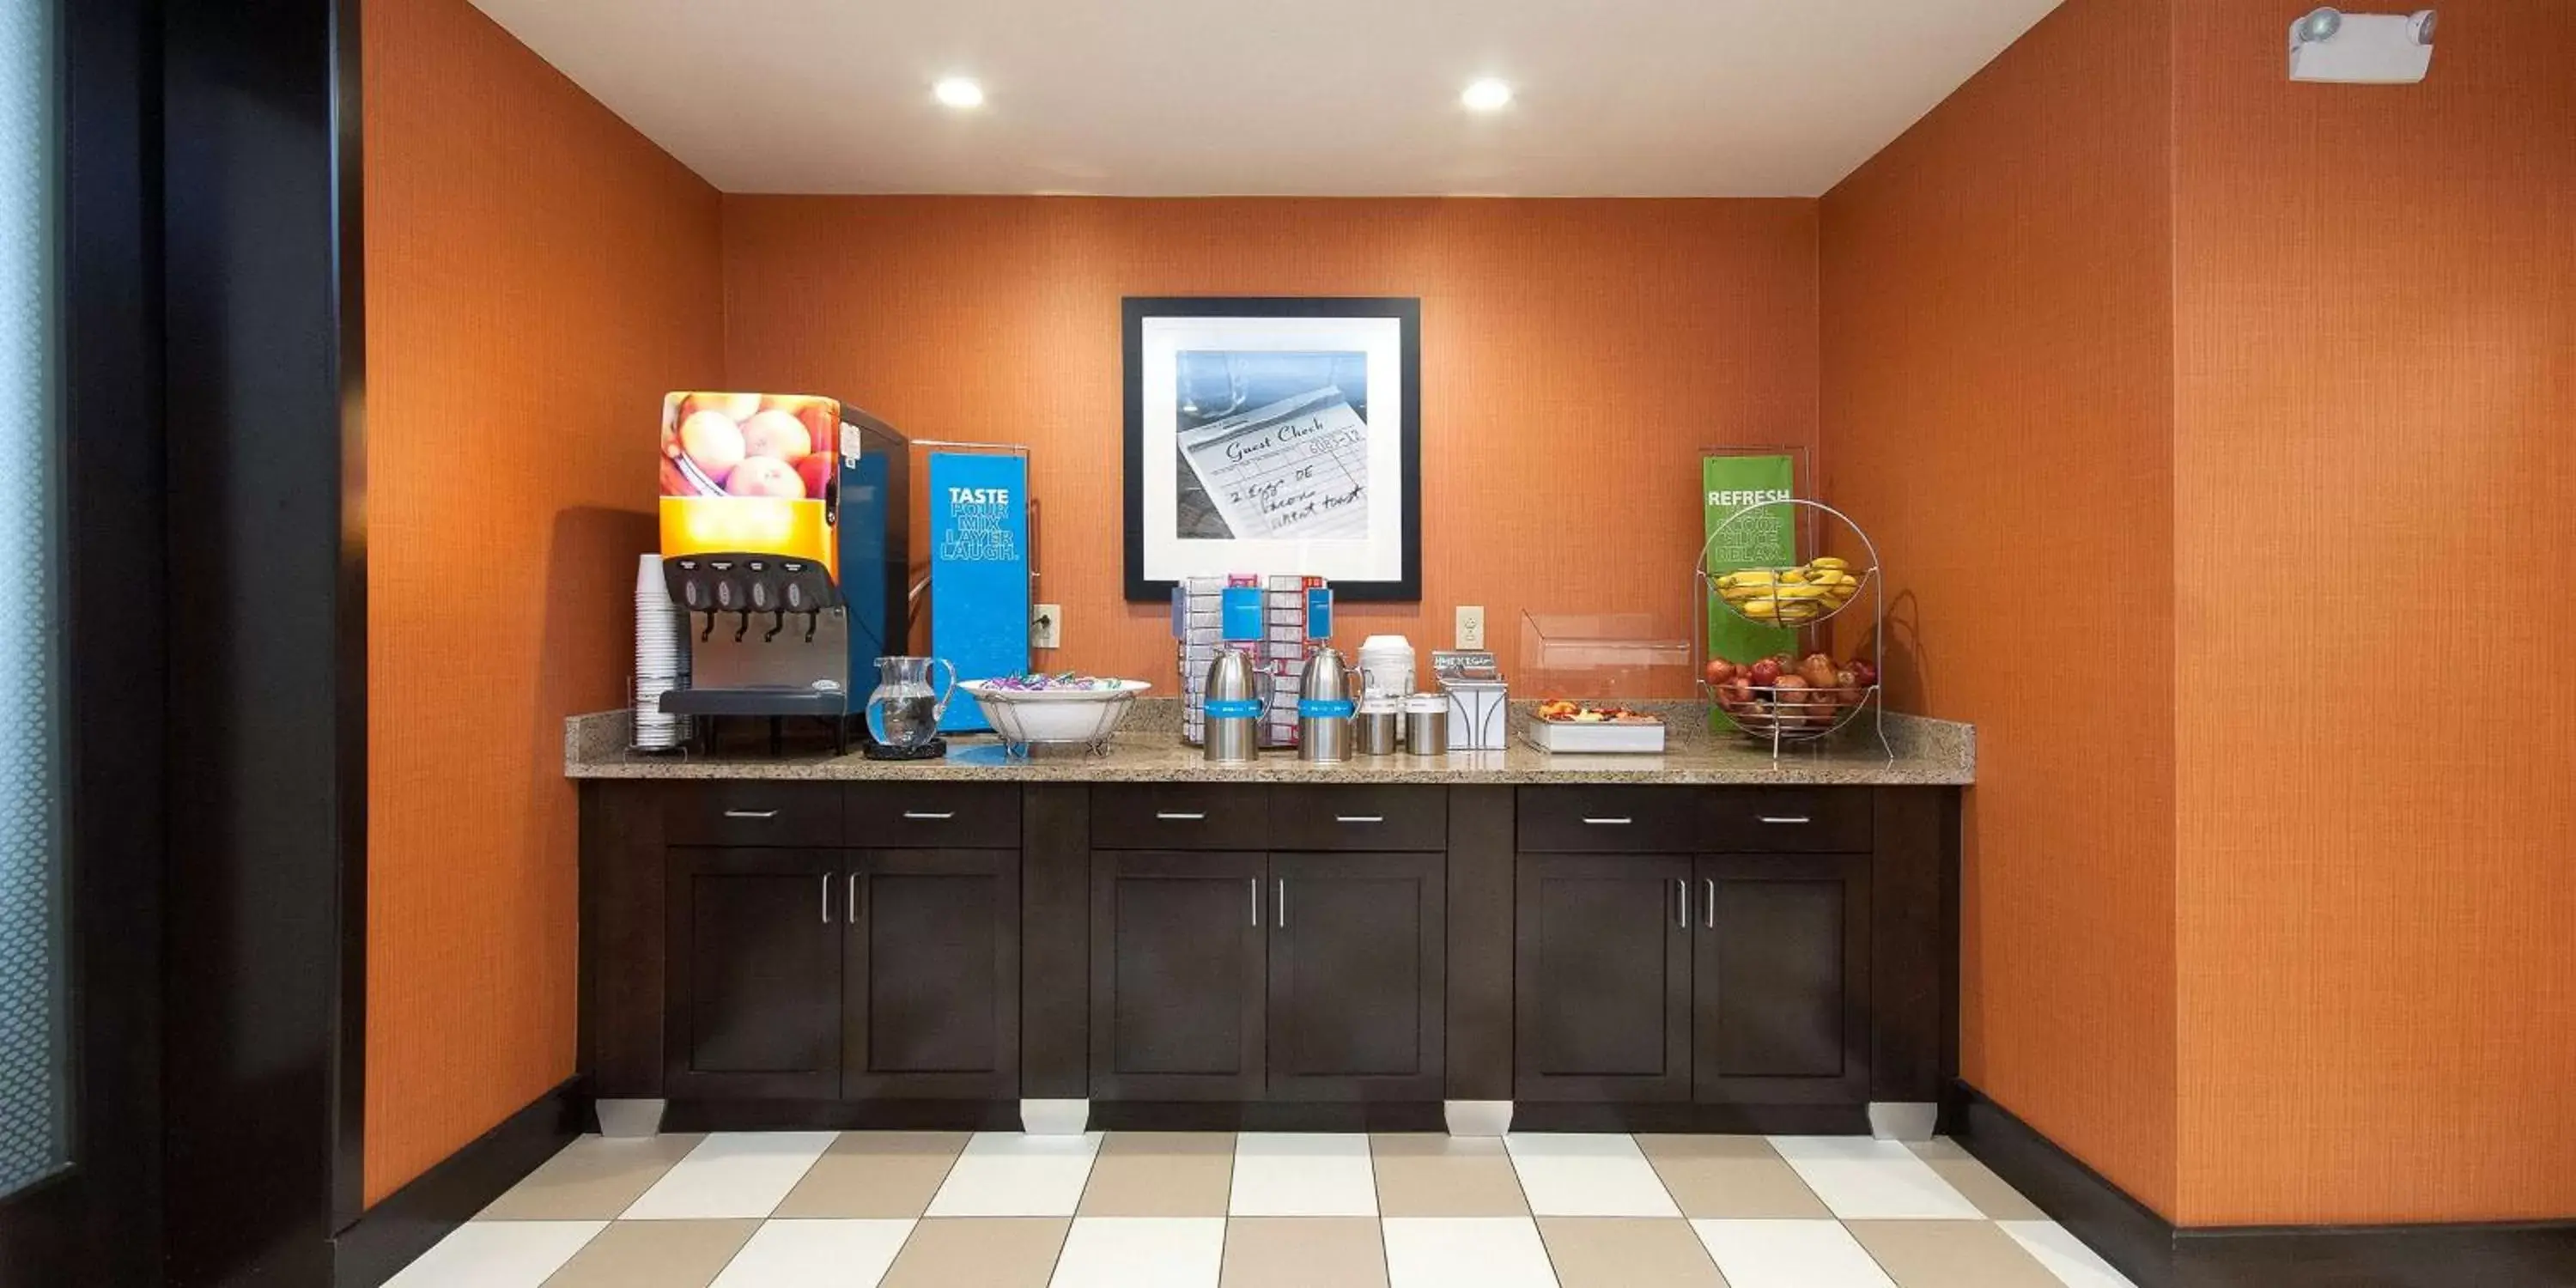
[
  {"left": 1334, "top": 815, "right": 1382, "bottom": 824},
  {"left": 723, "top": 809, "right": 780, "bottom": 820},
  {"left": 1705, "top": 878, "right": 1716, "bottom": 929},
  {"left": 1582, "top": 817, "right": 1633, "bottom": 826},
  {"left": 820, "top": 873, "right": 832, "bottom": 925},
  {"left": 1758, "top": 815, "right": 1812, "bottom": 825},
  {"left": 902, "top": 811, "right": 955, "bottom": 820},
  {"left": 1249, "top": 878, "right": 1261, "bottom": 927},
  {"left": 1674, "top": 878, "right": 1688, "bottom": 929},
  {"left": 1157, "top": 811, "right": 1207, "bottom": 821}
]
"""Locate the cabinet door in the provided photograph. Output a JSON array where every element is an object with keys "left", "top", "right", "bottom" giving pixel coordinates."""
[
  {"left": 1693, "top": 854, "right": 1871, "bottom": 1105},
  {"left": 1514, "top": 854, "right": 1693, "bottom": 1102},
  {"left": 665, "top": 848, "right": 842, "bottom": 1100},
  {"left": 845, "top": 849, "right": 1020, "bottom": 1100},
  {"left": 1267, "top": 853, "right": 1445, "bottom": 1101},
  {"left": 1091, "top": 852, "right": 1268, "bottom": 1100}
]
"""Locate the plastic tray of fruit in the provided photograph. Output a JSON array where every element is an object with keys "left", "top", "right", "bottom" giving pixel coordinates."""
[
  {"left": 1704, "top": 653, "right": 1877, "bottom": 742},
  {"left": 1709, "top": 557, "right": 1869, "bottom": 627}
]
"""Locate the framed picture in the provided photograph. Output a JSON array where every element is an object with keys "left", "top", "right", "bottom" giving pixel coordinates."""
[{"left": 1123, "top": 296, "right": 1421, "bottom": 601}]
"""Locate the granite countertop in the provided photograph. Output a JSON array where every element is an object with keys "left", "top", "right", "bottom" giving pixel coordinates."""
[{"left": 564, "top": 699, "right": 1973, "bottom": 787}]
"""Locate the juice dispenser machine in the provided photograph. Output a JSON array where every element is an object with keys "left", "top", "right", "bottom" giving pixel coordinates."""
[{"left": 654, "top": 392, "right": 911, "bottom": 754}]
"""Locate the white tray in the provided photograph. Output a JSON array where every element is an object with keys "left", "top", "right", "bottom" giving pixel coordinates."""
[{"left": 1525, "top": 719, "right": 1667, "bottom": 755}]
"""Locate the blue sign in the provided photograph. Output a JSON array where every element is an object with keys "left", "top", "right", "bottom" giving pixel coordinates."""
[{"left": 928, "top": 453, "right": 1031, "bottom": 732}]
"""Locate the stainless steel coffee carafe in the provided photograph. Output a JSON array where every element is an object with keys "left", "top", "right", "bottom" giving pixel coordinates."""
[
  {"left": 1203, "top": 644, "right": 1263, "bottom": 764},
  {"left": 1297, "top": 647, "right": 1354, "bottom": 763}
]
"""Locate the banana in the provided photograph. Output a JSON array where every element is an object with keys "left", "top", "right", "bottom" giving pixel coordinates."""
[{"left": 1808, "top": 557, "right": 1849, "bottom": 572}]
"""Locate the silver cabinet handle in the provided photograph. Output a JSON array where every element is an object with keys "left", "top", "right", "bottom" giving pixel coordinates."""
[
  {"left": 1583, "top": 817, "right": 1633, "bottom": 826},
  {"left": 1674, "top": 878, "right": 1688, "bottom": 929},
  {"left": 1249, "top": 878, "right": 1261, "bottom": 927},
  {"left": 1334, "top": 815, "right": 1382, "bottom": 824},
  {"left": 902, "top": 811, "right": 955, "bottom": 820},
  {"left": 820, "top": 873, "right": 832, "bottom": 924},
  {"left": 848, "top": 872, "right": 861, "bottom": 925},
  {"left": 726, "top": 809, "right": 779, "bottom": 819},
  {"left": 1704, "top": 878, "right": 1716, "bottom": 929},
  {"left": 1276, "top": 878, "right": 1287, "bottom": 929},
  {"left": 1158, "top": 811, "right": 1206, "bottom": 821},
  {"left": 1759, "top": 816, "right": 1811, "bottom": 825}
]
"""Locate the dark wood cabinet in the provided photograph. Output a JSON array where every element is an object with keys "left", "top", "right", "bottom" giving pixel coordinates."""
[
  {"left": 1090, "top": 851, "right": 1268, "bottom": 1100},
  {"left": 1267, "top": 853, "right": 1445, "bottom": 1100},
  {"left": 665, "top": 848, "right": 844, "bottom": 1100},
  {"left": 1515, "top": 853, "right": 1694, "bottom": 1103},
  {"left": 587, "top": 779, "right": 1953, "bottom": 1130},
  {"left": 1693, "top": 854, "right": 1871, "bottom": 1105},
  {"left": 844, "top": 849, "right": 1020, "bottom": 1100}
]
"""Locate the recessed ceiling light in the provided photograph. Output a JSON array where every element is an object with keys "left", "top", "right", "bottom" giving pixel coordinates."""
[
  {"left": 933, "top": 77, "right": 984, "bottom": 109},
  {"left": 1461, "top": 77, "right": 1512, "bottom": 112}
]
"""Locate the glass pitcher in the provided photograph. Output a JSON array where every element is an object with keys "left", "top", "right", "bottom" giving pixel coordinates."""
[{"left": 864, "top": 655, "right": 957, "bottom": 750}]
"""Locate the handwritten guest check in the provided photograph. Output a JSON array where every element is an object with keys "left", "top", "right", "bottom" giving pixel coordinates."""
[{"left": 1177, "top": 385, "right": 1371, "bottom": 541}]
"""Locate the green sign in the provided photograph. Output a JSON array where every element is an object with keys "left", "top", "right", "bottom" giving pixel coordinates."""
[{"left": 1702, "top": 454, "right": 1798, "bottom": 665}]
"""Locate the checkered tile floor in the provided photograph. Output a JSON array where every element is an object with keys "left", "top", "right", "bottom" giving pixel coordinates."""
[{"left": 390, "top": 1131, "right": 2137, "bottom": 1287}]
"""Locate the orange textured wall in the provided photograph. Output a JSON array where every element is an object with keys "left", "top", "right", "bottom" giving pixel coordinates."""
[
  {"left": 362, "top": 0, "right": 725, "bottom": 1204},
  {"left": 1820, "top": 0, "right": 2178, "bottom": 1215},
  {"left": 720, "top": 197, "right": 1820, "bottom": 688},
  {"left": 2170, "top": 0, "right": 2576, "bottom": 1225}
]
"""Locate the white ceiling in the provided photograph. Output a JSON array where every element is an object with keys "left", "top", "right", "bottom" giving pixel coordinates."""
[{"left": 466, "top": 0, "right": 2068, "bottom": 197}]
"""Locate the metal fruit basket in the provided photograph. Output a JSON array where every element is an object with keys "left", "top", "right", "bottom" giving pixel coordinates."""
[
  {"left": 962, "top": 681, "right": 1149, "bottom": 757},
  {"left": 1693, "top": 497, "right": 1891, "bottom": 762}
]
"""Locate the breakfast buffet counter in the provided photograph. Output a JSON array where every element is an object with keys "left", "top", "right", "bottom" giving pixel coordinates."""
[{"left": 562, "top": 704, "right": 1974, "bottom": 787}]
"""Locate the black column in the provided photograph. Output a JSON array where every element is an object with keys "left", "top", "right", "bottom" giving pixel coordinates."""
[{"left": 160, "top": 0, "right": 364, "bottom": 1283}]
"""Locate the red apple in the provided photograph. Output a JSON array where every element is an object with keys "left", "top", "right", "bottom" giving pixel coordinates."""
[
  {"left": 723, "top": 455, "right": 805, "bottom": 499},
  {"left": 795, "top": 452, "right": 834, "bottom": 500},
  {"left": 1705, "top": 659, "right": 1738, "bottom": 686},
  {"left": 1747, "top": 659, "right": 1783, "bottom": 689}
]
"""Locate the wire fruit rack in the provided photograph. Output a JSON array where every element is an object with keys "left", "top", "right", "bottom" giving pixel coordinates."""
[{"left": 1692, "top": 498, "right": 1892, "bottom": 763}]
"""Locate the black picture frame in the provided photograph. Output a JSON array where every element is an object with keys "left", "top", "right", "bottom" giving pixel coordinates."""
[{"left": 1122, "top": 295, "right": 1422, "bottom": 602}]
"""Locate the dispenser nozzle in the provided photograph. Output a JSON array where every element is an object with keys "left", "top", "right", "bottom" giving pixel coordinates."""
[{"left": 762, "top": 611, "right": 786, "bottom": 643}]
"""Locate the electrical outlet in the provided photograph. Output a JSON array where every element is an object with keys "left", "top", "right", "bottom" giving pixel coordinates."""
[
  {"left": 1455, "top": 605, "right": 1486, "bottom": 650},
  {"left": 1030, "top": 604, "right": 1062, "bottom": 650}
]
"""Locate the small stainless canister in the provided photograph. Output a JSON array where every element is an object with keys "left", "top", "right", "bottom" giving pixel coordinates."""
[
  {"left": 1354, "top": 696, "right": 1400, "bottom": 755},
  {"left": 1403, "top": 693, "right": 1449, "bottom": 756}
]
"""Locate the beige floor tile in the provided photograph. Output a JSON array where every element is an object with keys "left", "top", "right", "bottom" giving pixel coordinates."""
[
  {"left": 1540, "top": 1217, "right": 1731, "bottom": 1287},
  {"left": 879, "top": 1217, "right": 1069, "bottom": 1288},
  {"left": 1904, "top": 1139, "right": 2046, "bottom": 1220},
  {"left": 479, "top": 1134, "right": 706, "bottom": 1221},
  {"left": 1078, "top": 1132, "right": 1236, "bottom": 1216},
  {"left": 772, "top": 1132, "right": 967, "bottom": 1218},
  {"left": 1370, "top": 1133, "right": 1530, "bottom": 1217},
  {"left": 1635, "top": 1135, "right": 1832, "bottom": 1219},
  {"left": 1847, "top": 1219, "right": 2063, "bottom": 1288},
  {"left": 538, "top": 1218, "right": 757, "bottom": 1288},
  {"left": 1220, "top": 1217, "right": 1389, "bottom": 1288}
]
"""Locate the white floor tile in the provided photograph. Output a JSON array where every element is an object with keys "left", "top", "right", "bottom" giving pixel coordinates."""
[
  {"left": 386, "top": 1221, "right": 605, "bottom": 1288},
  {"left": 1048, "top": 1217, "right": 1226, "bottom": 1288},
  {"left": 709, "top": 1218, "right": 915, "bottom": 1288},
  {"left": 2001, "top": 1220, "right": 2140, "bottom": 1288},
  {"left": 1764, "top": 1135, "right": 1982, "bottom": 1219},
  {"left": 1228, "top": 1133, "right": 1379, "bottom": 1217},
  {"left": 924, "top": 1130, "right": 1104, "bottom": 1217},
  {"left": 1382, "top": 1217, "right": 1560, "bottom": 1288},
  {"left": 1502, "top": 1133, "right": 1680, "bottom": 1217},
  {"left": 620, "top": 1131, "right": 838, "bottom": 1220},
  {"left": 1692, "top": 1218, "right": 1896, "bottom": 1288}
]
